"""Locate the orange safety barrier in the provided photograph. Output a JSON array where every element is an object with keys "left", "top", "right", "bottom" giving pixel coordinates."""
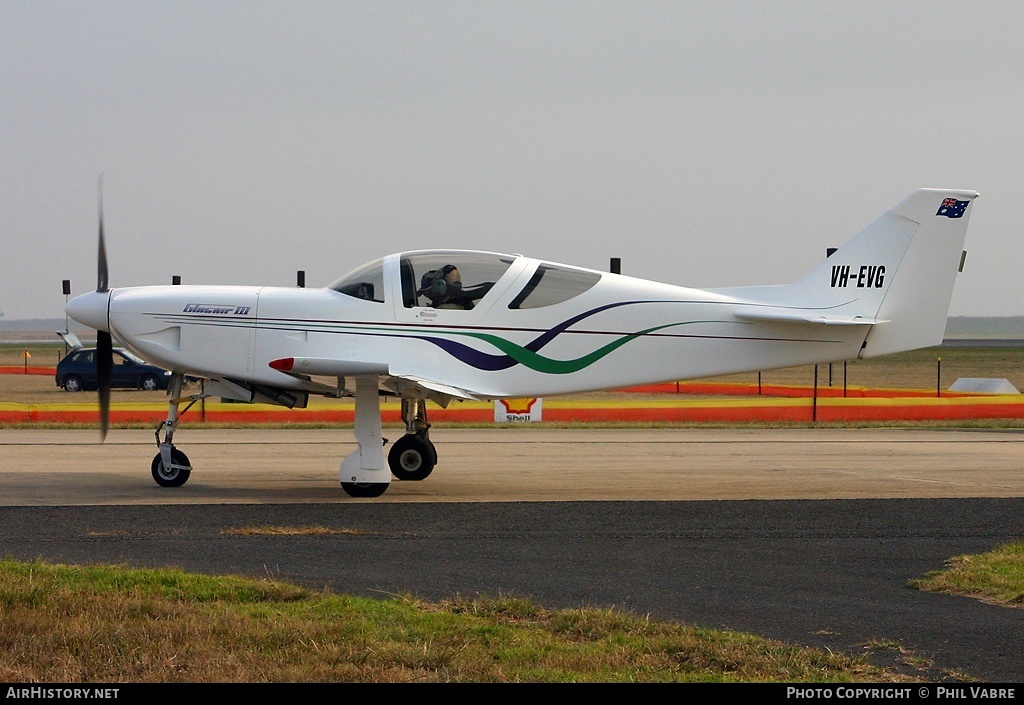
[
  {"left": 619, "top": 381, "right": 975, "bottom": 398},
  {"left": 3, "top": 394, "right": 1024, "bottom": 425},
  {"left": 0, "top": 366, "right": 56, "bottom": 376}
]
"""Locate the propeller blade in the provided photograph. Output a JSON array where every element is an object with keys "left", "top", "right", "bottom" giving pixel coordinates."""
[
  {"left": 97, "top": 179, "right": 108, "bottom": 293},
  {"left": 96, "top": 330, "right": 112, "bottom": 441},
  {"left": 93, "top": 175, "right": 111, "bottom": 440}
]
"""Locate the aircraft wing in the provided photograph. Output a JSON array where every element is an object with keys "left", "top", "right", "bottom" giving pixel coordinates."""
[
  {"left": 268, "top": 356, "right": 493, "bottom": 403},
  {"left": 384, "top": 373, "right": 482, "bottom": 402},
  {"left": 733, "top": 306, "right": 889, "bottom": 326}
]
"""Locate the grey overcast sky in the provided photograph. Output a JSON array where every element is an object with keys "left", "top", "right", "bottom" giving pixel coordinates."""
[{"left": 2, "top": 0, "right": 1023, "bottom": 320}]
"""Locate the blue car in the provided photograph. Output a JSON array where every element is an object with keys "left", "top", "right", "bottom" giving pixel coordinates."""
[{"left": 56, "top": 346, "right": 172, "bottom": 392}]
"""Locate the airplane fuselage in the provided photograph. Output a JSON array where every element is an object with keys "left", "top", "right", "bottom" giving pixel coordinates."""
[
  {"left": 63, "top": 189, "right": 978, "bottom": 495},
  {"left": 93, "top": 252, "right": 870, "bottom": 400}
]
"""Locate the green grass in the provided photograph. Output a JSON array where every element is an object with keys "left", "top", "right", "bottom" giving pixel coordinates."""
[
  {"left": 0, "top": 560, "right": 922, "bottom": 683},
  {"left": 910, "top": 542, "right": 1024, "bottom": 608},
  {"left": 6, "top": 543, "right": 1020, "bottom": 683},
  {"left": 0, "top": 342, "right": 65, "bottom": 366}
]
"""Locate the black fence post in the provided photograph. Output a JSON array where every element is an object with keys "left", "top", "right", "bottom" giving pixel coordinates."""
[{"left": 813, "top": 365, "right": 818, "bottom": 421}]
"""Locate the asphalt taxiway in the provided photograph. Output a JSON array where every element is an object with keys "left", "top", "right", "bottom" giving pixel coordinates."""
[
  {"left": 3, "top": 427, "right": 1024, "bottom": 504},
  {"left": 2, "top": 427, "right": 1023, "bottom": 681}
]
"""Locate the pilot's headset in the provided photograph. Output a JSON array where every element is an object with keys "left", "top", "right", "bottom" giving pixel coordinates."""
[
  {"left": 419, "top": 269, "right": 448, "bottom": 299},
  {"left": 440, "top": 264, "right": 462, "bottom": 292}
]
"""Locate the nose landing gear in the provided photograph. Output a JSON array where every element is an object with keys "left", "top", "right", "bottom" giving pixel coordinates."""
[{"left": 151, "top": 373, "right": 198, "bottom": 488}]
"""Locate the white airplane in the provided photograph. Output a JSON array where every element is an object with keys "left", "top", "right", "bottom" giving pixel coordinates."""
[{"left": 66, "top": 188, "right": 978, "bottom": 497}]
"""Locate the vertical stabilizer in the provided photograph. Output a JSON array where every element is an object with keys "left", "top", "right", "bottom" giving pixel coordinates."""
[
  {"left": 716, "top": 189, "right": 978, "bottom": 358},
  {"left": 859, "top": 189, "right": 978, "bottom": 357}
]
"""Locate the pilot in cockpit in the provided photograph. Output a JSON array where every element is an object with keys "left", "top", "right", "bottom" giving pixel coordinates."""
[{"left": 417, "top": 264, "right": 492, "bottom": 310}]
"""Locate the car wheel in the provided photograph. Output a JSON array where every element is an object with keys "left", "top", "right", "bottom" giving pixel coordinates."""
[
  {"left": 140, "top": 374, "right": 161, "bottom": 391},
  {"left": 62, "top": 376, "right": 84, "bottom": 392}
]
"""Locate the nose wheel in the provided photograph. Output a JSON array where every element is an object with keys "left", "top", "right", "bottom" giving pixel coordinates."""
[
  {"left": 152, "top": 447, "right": 191, "bottom": 487},
  {"left": 150, "top": 373, "right": 197, "bottom": 488}
]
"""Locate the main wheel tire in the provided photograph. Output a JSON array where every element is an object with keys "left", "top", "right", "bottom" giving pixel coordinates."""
[
  {"left": 151, "top": 448, "right": 192, "bottom": 488},
  {"left": 139, "top": 374, "right": 161, "bottom": 391},
  {"left": 388, "top": 435, "right": 437, "bottom": 481},
  {"left": 62, "top": 375, "right": 84, "bottom": 392},
  {"left": 341, "top": 482, "right": 389, "bottom": 498}
]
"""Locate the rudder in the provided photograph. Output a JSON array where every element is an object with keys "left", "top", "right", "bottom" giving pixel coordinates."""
[{"left": 859, "top": 189, "right": 978, "bottom": 357}]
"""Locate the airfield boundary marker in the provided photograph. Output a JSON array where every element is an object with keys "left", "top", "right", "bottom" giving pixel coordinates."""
[{"left": 2, "top": 393, "right": 1024, "bottom": 425}]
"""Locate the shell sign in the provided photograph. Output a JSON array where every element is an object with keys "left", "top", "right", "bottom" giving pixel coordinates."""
[{"left": 494, "top": 397, "right": 543, "bottom": 422}]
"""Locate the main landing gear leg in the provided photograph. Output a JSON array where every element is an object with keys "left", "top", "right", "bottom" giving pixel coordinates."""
[
  {"left": 387, "top": 396, "right": 437, "bottom": 482},
  {"left": 151, "top": 373, "right": 193, "bottom": 488},
  {"left": 340, "top": 375, "right": 390, "bottom": 498}
]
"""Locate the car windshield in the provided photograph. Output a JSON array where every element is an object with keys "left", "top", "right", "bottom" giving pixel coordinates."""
[{"left": 118, "top": 350, "right": 146, "bottom": 364}]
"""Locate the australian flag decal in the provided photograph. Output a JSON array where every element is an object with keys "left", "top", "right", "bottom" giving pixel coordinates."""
[{"left": 936, "top": 198, "right": 969, "bottom": 218}]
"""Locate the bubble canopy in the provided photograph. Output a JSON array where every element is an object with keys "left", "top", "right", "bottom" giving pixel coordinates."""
[{"left": 328, "top": 251, "right": 601, "bottom": 310}]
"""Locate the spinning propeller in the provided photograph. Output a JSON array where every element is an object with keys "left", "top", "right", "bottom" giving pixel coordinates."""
[{"left": 94, "top": 180, "right": 112, "bottom": 440}]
